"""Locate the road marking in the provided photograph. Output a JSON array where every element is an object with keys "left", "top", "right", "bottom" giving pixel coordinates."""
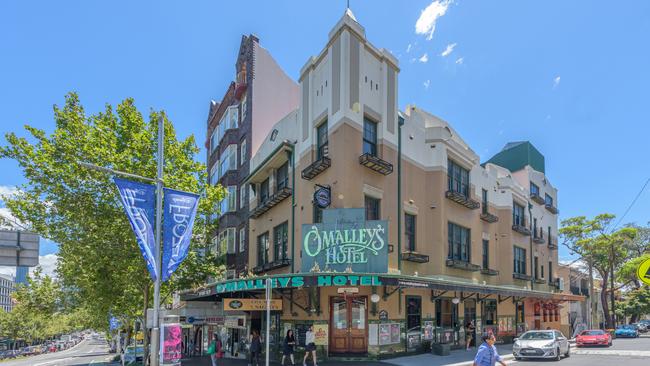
[
  {"left": 33, "top": 357, "right": 72, "bottom": 366},
  {"left": 573, "top": 349, "right": 650, "bottom": 357}
]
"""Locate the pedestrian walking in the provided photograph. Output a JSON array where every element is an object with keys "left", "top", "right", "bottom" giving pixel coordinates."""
[
  {"left": 249, "top": 330, "right": 262, "bottom": 366},
  {"left": 302, "top": 325, "right": 317, "bottom": 366},
  {"left": 207, "top": 334, "right": 221, "bottom": 366},
  {"left": 473, "top": 332, "right": 506, "bottom": 366},
  {"left": 466, "top": 320, "right": 476, "bottom": 350},
  {"left": 281, "top": 329, "right": 296, "bottom": 365}
]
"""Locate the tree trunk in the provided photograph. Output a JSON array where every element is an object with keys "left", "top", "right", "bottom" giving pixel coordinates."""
[
  {"left": 588, "top": 259, "right": 596, "bottom": 329},
  {"left": 600, "top": 277, "right": 613, "bottom": 328},
  {"left": 142, "top": 283, "right": 150, "bottom": 366}
]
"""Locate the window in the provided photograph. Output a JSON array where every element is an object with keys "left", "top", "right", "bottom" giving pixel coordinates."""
[
  {"left": 406, "top": 296, "right": 422, "bottom": 331},
  {"left": 541, "top": 265, "right": 545, "bottom": 279},
  {"left": 534, "top": 256, "right": 539, "bottom": 279},
  {"left": 530, "top": 182, "right": 540, "bottom": 197},
  {"left": 363, "top": 117, "right": 378, "bottom": 156},
  {"left": 239, "top": 227, "right": 246, "bottom": 253},
  {"left": 209, "top": 163, "right": 218, "bottom": 185},
  {"left": 448, "top": 222, "right": 470, "bottom": 262},
  {"left": 548, "top": 226, "right": 551, "bottom": 244},
  {"left": 210, "top": 129, "right": 218, "bottom": 154},
  {"left": 229, "top": 105, "right": 238, "bottom": 129},
  {"left": 447, "top": 160, "right": 470, "bottom": 197},
  {"left": 273, "top": 222, "right": 289, "bottom": 261},
  {"left": 219, "top": 186, "right": 237, "bottom": 215},
  {"left": 482, "top": 189, "right": 488, "bottom": 213},
  {"left": 316, "top": 121, "right": 328, "bottom": 160},
  {"left": 405, "top": 213, "right": 416, "bottom": 251},
  {"left": 513, "top": 247, "right": 527, "bottom": 275},
  {"left": 365, "top": 196, "right": 380, "bottom": 220},
  {"left": 516, "top": 302, "right": 525, "bottom": 326},
  {"left": 226, "top": 228, "right": 236, "bottom": 254},
  {"left": 436, "top": 299, "right": 458, "bottom": 328},
  {"left": 313, "top": 203, "right": 323, "bottom": 224},
  {"left": 239, "top": 185, "right": 246, "bottom": 209},
  {"left": 276, "top": 162, "right": 289, "bottom": 191},
  {"left": 482, "top": 239, "right": 489, "bottom": 269},
  {"left": 257, "top": 232, "right": 269, "bottom": 266},
  {"left": 240, "top": 139, "right": 247, "bottom": 165},
  {"left": 215, "top": 228, "right": 236, "bottom": 255},
  {"left": 548, "top": 261, "right": 553, "bottom": 283},
  {"left": 214, "top": 106, "right": 240, "bottom": 149},
  {"left": 513, "top": 202, "right": 525, "bottom": 226},
  {"left": 533, "top": 218, "right": 538, "bottom": 237},
  {"left": 545, "top": 194, "right": 553, "bottom": 206},
  {"left": 483, "top": 299, "right": 497, "bottom": 326},
  {"left": 260, "top": 178, "right": 269, "bottom": 204},
  {"left": 241, "top": 93, "right": 247, "bottom": 121},
  {"left": 218, "top": 144, "right": 238, "bottom": 181}
]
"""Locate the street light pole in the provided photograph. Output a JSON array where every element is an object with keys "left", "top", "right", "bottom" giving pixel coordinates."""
[{"left": 151, "top": 117, "right": 164, "bottom": 366}]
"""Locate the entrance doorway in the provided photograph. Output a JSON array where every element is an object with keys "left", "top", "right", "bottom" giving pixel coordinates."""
[
  {"left": 464, "top": 299, "right": 476, "bottom": 347},
  {"left": 329, "top": 296, "right": 368, "bottom": 355}
]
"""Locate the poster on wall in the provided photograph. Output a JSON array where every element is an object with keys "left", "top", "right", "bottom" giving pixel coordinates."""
[
  {"left": 379, "top": 324, "right": 391, "bottom": 345},
  {"left": 369, "top": 324, "right": 378, "bottom": 346},
  {"left": 314, "top": 324, "right": 328, "bottom": 345},
  {"left": 390, "top": 323, "right": 401, "bottom": 344},
  {"left": 423, "top": 321, "right": 434, "bottom": 340}
]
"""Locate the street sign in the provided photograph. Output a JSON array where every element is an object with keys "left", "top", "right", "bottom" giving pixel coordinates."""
[
  {"left": 0, "top": 230, "right": 39, "bottom": 267},
  {"left": 637, "top": 257, "right": 650, "bottom": 286}
]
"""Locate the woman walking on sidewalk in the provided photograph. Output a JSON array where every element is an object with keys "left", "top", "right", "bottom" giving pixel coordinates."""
[
  {"left": 466, "top": 320, "right": 476, "bottom": 350},
  {"left": 207, "top": 334, "right": 221, "bottom": 366},
  {"left": 281, "top": 329, "right": 296, "bottom": 365},
  {"left": 302, "top": 326, "right": 317, "bottom": 366},
  {"left": 249, "top": 330, "right": 262, "bottom": 366}
]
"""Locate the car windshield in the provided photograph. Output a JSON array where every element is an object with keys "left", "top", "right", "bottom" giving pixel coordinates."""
[
  {"left": 520, "top": 331, "right": 553, "bottom": 340},
  {"left": 580, "top": 330, "right": 605, "bottom": 336},
  {"left": 617, "top": 325, "right": 634, "bottom": 329}
]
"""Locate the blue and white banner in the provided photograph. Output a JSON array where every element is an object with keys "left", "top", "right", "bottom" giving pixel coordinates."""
[
  {"left": 114, "top": 178, "right": 158, "bottom": 280},
  {"left": 162, "top": 188, "right": 200, "bottom": 282}
]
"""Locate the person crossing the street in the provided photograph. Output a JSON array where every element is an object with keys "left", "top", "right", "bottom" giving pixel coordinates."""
[{"left": 473, "top": 332, "right": 506, "bottom": 366}]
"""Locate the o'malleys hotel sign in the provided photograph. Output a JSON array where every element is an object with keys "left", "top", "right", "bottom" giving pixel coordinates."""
[{"left": 301, "top": 208, "right": 388, "bottom": 273}]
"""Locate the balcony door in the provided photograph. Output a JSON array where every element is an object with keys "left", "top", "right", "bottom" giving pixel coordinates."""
[{"left": 329, "top": 296, "right": 367, "bottom": 355}]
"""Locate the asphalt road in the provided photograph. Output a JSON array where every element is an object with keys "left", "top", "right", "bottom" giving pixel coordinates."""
[{"left": 0, "top": 338, "right": 114, "bottom": 366}]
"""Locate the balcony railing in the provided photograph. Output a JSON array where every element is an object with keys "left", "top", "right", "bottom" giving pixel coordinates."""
[
  {"left": 534, "top": 278, "right": 546, "bottom": 284},
  {"left": 446, "top": 259, "right": 481, "bottom": 272},
  {"left": 530, "top": 193, "right": 545, "bottom": 205},
  {"left": 481, "top": 268, "right": 499, "bottom": 276},
  {"left": 402, "top": 251, "right": 430, "bottom": 263},
  {"left": 513, "top": 273, "right": 532, "bottom": 281},
  {"left": 545, "top": 203, "right": 559, "bottom": 214},
  {"left": 249, "top": 187, "right": 292, "bottom": 219},
  {"left": 480, "top": 209, "right": 499, "bottom": 223},
  {"left": 359, "top": 153, "right": 393, "bottom": 175},
  {"left": 533, "top": 232, "right": 545, "bottom": 244},
  {"left": 252, "top": 258, "right": 291, "bottom": 274},
  {"left": 301, "top": 156, "right": 331, "bottom": 180},
  {"left": 570, "top": 286, "right": 581, "bottom": 296},
  {"left": 512, "top": 221, "right": 531, "bottom": 236},
  {"left": 548, "top": 236, "right": 558, "bottom": 250},
  {"left": 445, "top": 190, "right": 480, "bottom": 210}
]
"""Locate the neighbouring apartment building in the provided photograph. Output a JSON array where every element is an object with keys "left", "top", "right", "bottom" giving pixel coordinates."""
[
  {"left": 558, "top": 263, "right": 604, "bottom": 337},
  {"left": 0, "top": 274, "right": 15, "bottom": 312},
  {"left": 183, "top": 9, "right": 583, "bottom": 361},
  {"left": 206, "top": 34, "right": 299, "bottom": 279}
]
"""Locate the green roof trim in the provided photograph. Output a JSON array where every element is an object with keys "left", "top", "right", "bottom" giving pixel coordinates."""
[{"left": 484, "top": 141, "right": 545, "bottom": 174}]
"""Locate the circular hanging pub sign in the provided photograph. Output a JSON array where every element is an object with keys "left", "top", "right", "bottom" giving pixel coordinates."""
[{"left": 314, "top": 186, "right": 331, "bottom": 208}]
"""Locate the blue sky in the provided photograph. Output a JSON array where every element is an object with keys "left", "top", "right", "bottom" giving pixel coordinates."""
[{"left": 1, "top": 0, "right": 649, "bottom": 262}]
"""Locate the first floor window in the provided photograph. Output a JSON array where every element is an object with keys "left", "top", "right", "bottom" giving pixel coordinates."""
[
  {"left": 257, "top": 232, "right": 269, "bottom": 266},
  {"left": 513, "top": 202, "right": 525, "bottom": 226},
  {"left": 483, "top": 299, "right": 497, "bottom": 326},
  {"left": 548, "top": 261, "right": 553, "bottom": 283},
  {"left": 448, "top": 222, "right": 470, "bottom": 262},
  {"left": 405, "top": 213, "right": 416, "bottom": 251},
  {"left": 513, "top": 247, "right": 527, "bottom": 275},
  {"left": 363, "top": 117, "right": 378, "bottom": 156},
  {"left": 482, "top": 240, "right": 489, "bottom": 269},
  {"left": 273, "top": 222, "right": 289, "bottom": 261},
  {"left": 406, "top": 296, "right": 422, "bottom": 331},
  {"left": 239, "top": 227, "right": 246, "bottom": 253},
  {"left": 365, "top": 196, "right": 381, "bottom": 220}
]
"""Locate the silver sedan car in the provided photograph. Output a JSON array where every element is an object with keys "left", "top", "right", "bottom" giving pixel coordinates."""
[{"left": 513, "top": 330, "right": 570, "bottom": 361}]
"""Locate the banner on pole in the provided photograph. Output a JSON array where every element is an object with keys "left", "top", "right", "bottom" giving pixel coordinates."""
[
  {"left": 114, "top": 178, "right": 158, "bottom": 280},
  {"left": 162, "top": 188, "right": 200, "bottom": 282}
]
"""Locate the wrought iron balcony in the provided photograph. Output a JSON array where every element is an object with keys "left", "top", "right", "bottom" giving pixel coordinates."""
[
  {"left": 402, "top": 251, "right": 430, "bottom": 263},
  {"left": 548, "top": 236, "right": 558, "bottom": 250},
  {"left": 301, "top": 156, "right": 331, "bottom": 180},
  {"left": 249, "top": 187, "right": 292, "bottom": 219},
  {"left": 535, "top": 278, "right": 546, "bottom": 284},
  {"left": 570, "top": 286, "right": 581, "bottom": 296},
  {"left": 481, "top": 268, "right": 499, "bottom": 276},
  {"left": 446, "top": 259, "right": 481, "bottom": 272},
  {"left": 445, "top": 190, "right": 480, "bottom": 210},
  {"left": 480, "top": 210, "right": 499, "bottom": 223},
  {"left": 513, "top": 273, "right": 533, "bottom": 281},
  {"left": 545, "top": 203, "right": 559, "bottom": 214},
  {"left": 252, "top": 258, "right": 291, "bottom": 274},
  {"left": 530, "top": 193, "right": 545, "bottom": 205},
  {"left": 533, "top": 234, "right": 545, "bottom": 244},
  {"left": 581, "top": 288, "right": 589, "bottom": 297},
  {"left": 512, "top": 223, "right": 531, "bottom": 236},
  {"left": 359, "top": 153, "right": 393, "bottom": 175}
]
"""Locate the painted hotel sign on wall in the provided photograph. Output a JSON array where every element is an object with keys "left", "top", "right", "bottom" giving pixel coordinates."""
[
  {"left": 301, "top": 208, "right": 388, "bottom": 273},
  {"left": 223, "top": 298, "right": 283, "bottom": 311}
]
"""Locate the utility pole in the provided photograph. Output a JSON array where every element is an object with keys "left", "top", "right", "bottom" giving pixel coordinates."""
[
  {"left": 151, "top": 117, "right": 164, "bottom": 366},
  {"left": 528, "top": 203, "right": 534, "bottom": 291},
  {"left": 609, "top": 244, "right": 616, "bottom": 328}
]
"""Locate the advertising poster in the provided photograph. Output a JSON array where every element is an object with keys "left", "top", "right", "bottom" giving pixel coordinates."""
[
  {"left": 423, "top": 321, "right": 434, "bottom": 340},
  {"left": 314, "top": 324, "right": 328, "bottom": 345},
  {"left": 369, "top": 324, "right": 378, "bottom": 346},
  {"left": 162, "top": 323, "right": 182, "bottom": 365},
  {"left": 379, "top": 324, "right": 391, "bottom": 345},
  {"left": 390, "top": 323, "right": 401, "bottom": 344}
]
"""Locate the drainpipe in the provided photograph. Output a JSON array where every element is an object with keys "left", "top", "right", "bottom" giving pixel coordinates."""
[
  {"left": 397, "top": 115, "right": 404, "bottom": 272},
  {"left": 528, "top": 202, "right": 534, "bottom": 291},
  {"left": 289, "top": 145, "right": 296, "bottom": 273}
]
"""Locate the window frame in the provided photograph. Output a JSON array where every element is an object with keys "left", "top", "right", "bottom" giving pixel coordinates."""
[
  {"left": 316, "top": 120, "right": 328, "bottom": 160},
  {"left": 364, "top": 196, "right": 381, "bottom": 221},
  {"left": 239, "top": 185, "right": 246, "bottom": 209},
  {"left": 406, "top": 296, "right": 422, "bottom": 332},
  {"left": 405, "top": 213, "right": 416, "bottom": 251},
  {"left": 513, "top": 202, "right": 525, "bottom": 226},
  {"left": 362, "top": 117, "right": 378, "bottom": 156},
  {"left": 482, "top": 189, "right": 488, "bottom": 213},
  {"left": 240, "top": 138, "right": 247, "bottom": 166},
  {"left": 545, "top": 193, "right": 553, "bottom": 206},
  {"left": 273, "top": 221, "right": 289, "bottom": 261},
  {"left": 260, "top": 178, "right": 270, "bottom": 204},
  {"left": 257, "top": 232, "right": 270, "bottom": 266},
  {"left": 447, "top": 159, "right": 470, "bottom": 197},
  {"left": 513, "top": 246, "right": 527, "bottom": 275},
  {"left": 276, "top": 161, "right": 289, "bottom": 191},
  {"left": 239, "top": 227, "right": 246, "bottom": 253},
  {"left": 482, "top": 239, "right": 489, "bottom": 269},
  {"left": 448, "top": 222, "right": 471, "bottom": 262},
  {"left": 530, "top": 182, "right": 540, "bottom": 197}
]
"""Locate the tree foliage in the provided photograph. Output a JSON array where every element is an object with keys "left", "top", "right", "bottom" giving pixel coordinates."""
[{"left": 0, "top": 93, "right": 225, "bottom": 345}]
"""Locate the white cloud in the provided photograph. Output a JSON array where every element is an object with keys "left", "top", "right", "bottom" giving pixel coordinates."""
[
  {"left": 0, "top": 255, "right": 58, "bottom": 279},
  {"left": 553, "top": 76, "right": 561, "bottom": 88},
  {"left": 415, "top": 0, "right": 453, "bottom": 40},
  {"left": 406, "top": 43, "right": 412, "bottom": 53},
  {"left": 0, "top": 186, "right": 19, "bottom": 200},
  {"left": 419, "top": 53, "right": 429, "bottom": 63},
  {"left": 455, "top": 57, "right": 464, "bottom": 64},
  {"left": 423, "top": 80, "right": 431, "bottom": 90},
  {"left": 441, "top": 43, "right": 457, "bottom": 57}
]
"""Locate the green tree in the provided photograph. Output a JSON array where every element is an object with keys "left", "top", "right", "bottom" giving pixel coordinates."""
[
  {"left": 560, "top": 214, "right": 637, "bottom": 328},
  {"left": 0, "top": 93, "right": 225, "bottom": 357}
]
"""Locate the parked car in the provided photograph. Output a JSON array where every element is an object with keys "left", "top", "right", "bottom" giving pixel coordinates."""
[
  {"left": 1, "top": 350, "right": 20, "bottom": 359},
  {"left": 513, "top": 330, "right": 570, "bottom": 361},
  {"left": 632, "top": 323, "right": 648, "bottom": 333},
  {"left": 614, "top": 324, "right": 639, "bottom": 338},
  {"left": 576, "top": 329, "right": 612, "bottom": 347}
]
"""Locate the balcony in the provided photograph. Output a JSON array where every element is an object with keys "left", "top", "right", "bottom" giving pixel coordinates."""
[
  {"left": 445, "top": 190, "right": 480, "bottom": 210},
  {"left": 359, "top": 153, "right": 393, "bottom": 175},
  {"left": 570, "top": 286, "right": 581, "bottom": 296},
  {"left": 581, "top": 288, "right": 590, "bottom": 297},
  {"left": 402, "top": 251, "right": 430, "bottom": 263},
  {"left": 301, "top": 156, "right": 331, "bottom": 180},
  {"left": 530, "top": 193, "right": 545, "bottom": 205},
  {"left": 446, "top": 259, "right": 481, "bottom": 272},
  {"left": 480, "top": 209, "right": 499, "bottom": 223},
  {"left": 249, "top": 187, "right": 292, "bottom": 219},
  {"left": 548, "top": 237, "right": 558, "bottom": 250},
  {"left": 481, "top": 268, "right": 499, "bottom": 276},
  {"left": 512, "top": 222, "right": 531, "bottom": 236},
  {"left": 513, "top": 273, "right": 533, "bottom": 281},
  {"left": 533, "top": 233, "right": 545, "bottom": 244},
  {"left": 545, "top": 203, "right": 559, "bottom": 214},
  {"left": 252, "top": 258, "right": 291, "bottom": 274},
  {"left": 534, "top": 278, "right": 546, "bottom": 284}
]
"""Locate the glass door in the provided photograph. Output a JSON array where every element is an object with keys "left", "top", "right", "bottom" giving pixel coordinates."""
[{"left": 329, "top": 296, "right": 368, "bottom": 354}]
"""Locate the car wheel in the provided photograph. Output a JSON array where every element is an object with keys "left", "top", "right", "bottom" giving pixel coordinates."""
[
  {"left": 565, "top": 346, "right": 570, "bottom": 358},
  {"left": 515, "top": 356, "right": 522, "bottom": 361},
  {"left": 555, "top": 348, "right": 562, "bottom": 361}
]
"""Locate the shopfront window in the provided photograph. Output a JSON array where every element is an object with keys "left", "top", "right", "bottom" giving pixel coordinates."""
[
  {"left": 406, "top": 296, "right": 422, "bottom": 332},
  {"left": 483, "top": 299, "right": 497, "bottom": 326},
  {"left": 436, "top": 299, "right": 457, "bottom": 328}
]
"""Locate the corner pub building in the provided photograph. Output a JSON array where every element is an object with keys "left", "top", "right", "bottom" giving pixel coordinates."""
[{"left": 181, "top": 9, "right": 583, "bottom": 361}]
